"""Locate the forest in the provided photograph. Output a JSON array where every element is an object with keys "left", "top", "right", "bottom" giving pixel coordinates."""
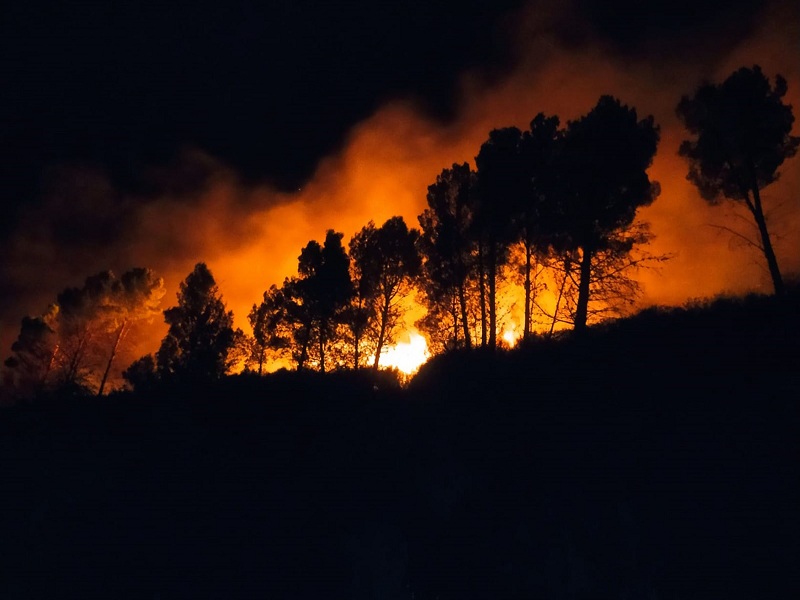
[{"left": 1, "top": 65, "right": 799, "bottom": 598}]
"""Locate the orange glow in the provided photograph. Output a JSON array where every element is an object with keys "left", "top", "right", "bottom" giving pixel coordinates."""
[
  {"left": 1, "top": 1, "right": 798, "bottom": 379},
  {"left": 502, "top": 328, "right": 519, "bottom": 348},
  {"left": 378, "top": 331, "right": 430, "bottom": 375}
]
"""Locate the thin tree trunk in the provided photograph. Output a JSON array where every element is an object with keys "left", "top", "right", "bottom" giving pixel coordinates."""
[
  {"left": 319, "top": 322, "right": 326, "bottom": 374},
  {"left": 98, "top": 321, "right": 127, "bottom": 396},
  {"left": 451, "top": 295, "right": 459, "bottom": 348},
  {"left": 524, "top": 241, "right": 532, "bottom": 340},
  {"left": 353, "top": 328, "right": 361, "bottom": 370},
  {"left": 488, "top": 242, "right": 497, "bottom": 350},
  {"left": 478, "top": 240, "right": 487, "bottom": 348},
  {"left": 573, "top": 246, "right": 594, "bottom": 333},
  {"left": 373, "top": 298, "right": 390, "bottom": 371},
  {"left": 750, "top": 186, "right": 785, "bottom": 295},
  {"left": 458, "top": 283, "right": 471, "bottom": 349},
  {"left": 43, "top": 343, "right": 59, "bottom": 387},
  {"left": 549, "top": 262, "right": 569, "bottom": 337},
  {"left": 66, "top": 331, "right": 90, "bottom": 385}
]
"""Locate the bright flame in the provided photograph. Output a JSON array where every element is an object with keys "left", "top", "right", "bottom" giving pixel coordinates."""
[
  {"left": 502, "top": 328, "right": 519, "bottom": 348},
  {"left": 380, "top": 331, "right": 430, "bottom": 375}
]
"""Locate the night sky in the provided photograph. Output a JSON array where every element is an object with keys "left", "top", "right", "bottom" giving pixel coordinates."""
[{"left": 2, "top": 0, "right": 798, "bottom": 356}]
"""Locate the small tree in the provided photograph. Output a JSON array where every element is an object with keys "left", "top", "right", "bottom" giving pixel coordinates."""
[
  {"left": 156, "top": 263, "right": 235, "bottom": 382},
  {"left": 94, "top": 268, "right": 165, "bottom": 395},
  {"left": 3, "top": 310, "right": 59, "bottom": 397},
  {"left": 248, "top": 285, "right": 292, "bottom": 374},
  {"left": 677, "top": 65, "right": 800, "bottom": 295},
  {"left": 350, "top": 217, "right": 420, "bottom": 370},
  {"left": 418, "top": 163, "right": 478, "bottom": 350},
  {"left": 285, "top": 231, "right": 352, "bottom": 373}
]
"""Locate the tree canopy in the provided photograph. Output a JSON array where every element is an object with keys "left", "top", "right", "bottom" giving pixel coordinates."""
[
  {"left": 545, "top": 95, "right": 661, "bottom": 331},
  {"left": 677, "top": 65, "right": 800, "bottom": 295},
  {"left": 157, "top": 263, "right": 235, "bottom": 382}
]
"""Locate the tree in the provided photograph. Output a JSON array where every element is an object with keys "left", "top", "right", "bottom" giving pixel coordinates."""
[
  {"left": 93, "top": 268, "right": 165, "bottom": 395},
  {"left": 677, "top": 65, "right": 800, "bottom": 295},
  {"left": 350, "top": 217, "right": 421, "bottom": 370},
  {"left": 543, "top": 96, "right": 661, "bottom": 332},
  {"left": 475, "top": 127, "right": 529, "bottom": 349},
  {"left": 517, "top": 113, "right": 562, "bottom": 339},
  {"left": 417, "top": 163, "right": 478, "bottom": 349},
  {"left": 4, "top": 268, "right": 165, "bottom": 396},
  {"left": 285, "top": 231, "right": 352, "bottom": 373},
  {"left": 248, "top": 285, "right": 292, "bottom": 374},
  {"left": 156, "top": 263, "right": 235, "bottom": 381},
  {"left": 3, "top": 309, "right": 59, "bottom": 397},
  {"left": 343, "top": 244, "right": 377, "bottom": 369}
]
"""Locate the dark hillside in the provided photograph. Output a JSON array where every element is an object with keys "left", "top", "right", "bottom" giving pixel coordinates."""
[{"left": 2, "top": 292, "right": 798, "bottom": 598}]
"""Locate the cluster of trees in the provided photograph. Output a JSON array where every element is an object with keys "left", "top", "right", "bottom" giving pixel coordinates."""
[
  {"left": 3, "top": 268, "right": 165, "bottom": 396},
  {"left": 3, "top": 65, "right": 797, "bottom": 396}
]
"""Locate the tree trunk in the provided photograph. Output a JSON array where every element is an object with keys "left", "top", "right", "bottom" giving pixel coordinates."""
[
  {"left": 98, "top": 321, "right": 127, "bottom": 396},
  {"left": 353, "top": 328, "right": 361, "bottom": 370},
  {"left": 478, "top": 240, "right": 487, "bottom": 348},
  {"left": 43, "top": 344, "right": 59, "bottom": 386},
  {"left": 549, "top": 259, "right": 570, "bottom": 337},
  {"left": 318, "top": 322, "right": 326, "bottom": 374},
  {"left": 451, "top": 295, "right": 459, "bottom": 348},
  {"left": 573, "top": 246, "right": 594, "bottom": 333},
  {"left": 524, "top": 241, "right": 532, "bottom": 341},
  {"left": 66, "top": 331, "right": 90, "bottom": 385},
  {"left": 373, "top": 298, "right": 390, "bottom": 371},
  {"left": 458, "top": 283, "right": 471, "bottom": 349},
  {"left": 749, "top": 186, "right": 785, "bottom": 295},
  {"left": 488, "top": 242, "right": 497, "bottom": 350}
]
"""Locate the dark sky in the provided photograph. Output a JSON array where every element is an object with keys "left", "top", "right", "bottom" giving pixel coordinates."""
[{"left": 1, "top": 0, "right": 765, "bottom": 220}]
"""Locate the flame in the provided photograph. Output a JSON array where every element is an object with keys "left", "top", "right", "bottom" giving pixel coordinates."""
[
  {"left": 378, "top": 331, "right": 430, "bottom": 375},
  {"left": 502, "top": 328, "right": 519, "bottom": 348}
]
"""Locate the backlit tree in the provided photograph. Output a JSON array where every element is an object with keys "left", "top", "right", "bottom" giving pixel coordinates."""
[
  {"left": 156, "top": 263, "right": 235, "bottom": 382},
  {"left": 544, "top": 96, "right": 660, "bottom": 332},
  {"left": 677, "top": 65, "right": 800, "bottom": 295}
]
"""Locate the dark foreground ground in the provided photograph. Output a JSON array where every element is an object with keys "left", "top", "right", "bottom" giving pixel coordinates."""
[{"left": 2, "top": 293, "right": 799, "bottom": 598}]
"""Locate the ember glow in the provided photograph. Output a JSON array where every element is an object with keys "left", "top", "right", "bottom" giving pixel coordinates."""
[{"left": 1, "top": 0, "right": 799, "bottom": 383}]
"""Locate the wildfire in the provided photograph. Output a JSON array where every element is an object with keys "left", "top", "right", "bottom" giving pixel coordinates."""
[
  {"left": 502, "top": 328, "right": 519, "bottom": 348},
  {"left": 379, "top": 331, "right": 430, "bottom": 375}
]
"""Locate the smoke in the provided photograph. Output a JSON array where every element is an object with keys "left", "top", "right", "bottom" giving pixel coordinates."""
[{"left": 2, "top": 0, "right": 798, "bottom": 360}]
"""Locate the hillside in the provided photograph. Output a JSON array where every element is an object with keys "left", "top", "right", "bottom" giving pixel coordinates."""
[{"left": 2, "top": 291, "right": 798, "bottom": 599}]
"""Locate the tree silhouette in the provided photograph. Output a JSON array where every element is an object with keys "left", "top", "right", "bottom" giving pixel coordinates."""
[
  {"left": 517, "top": 114, "right": 562, "bottom": 339},
  {"left": 156, "top": 262, "right": 235, "bottom": 382},
  {"left": 677, "top": 65, "right": 800, "bottom": 295},
  {"left": 94, "top": 268, "right": 165, "bottom": 395},
  {"left": 418, "top": 163, "right": 478, "bottom": 349},
  {"left": 289, "top": 230, "right": 353, "bottom": 373},
  {"left": 5, "top": 268, "right": 165, "bottom": 396},
  {"left": 350, "top": 217, "right": 420, "bottom": 370},
  {"left": 248, "top": 285, "right": 292, "bottom": 374},
  {"left": 545, "top": 96, "right": 660, "bottom": 332},
  {"left": 4, "top": 309, "right": 58, "bottom": 397},
  {"left": 475, "top": 127, "right": 529, "bottom": 349},
  {"left": 344, "top": 238, "right": 378, "bottom": 369}
]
